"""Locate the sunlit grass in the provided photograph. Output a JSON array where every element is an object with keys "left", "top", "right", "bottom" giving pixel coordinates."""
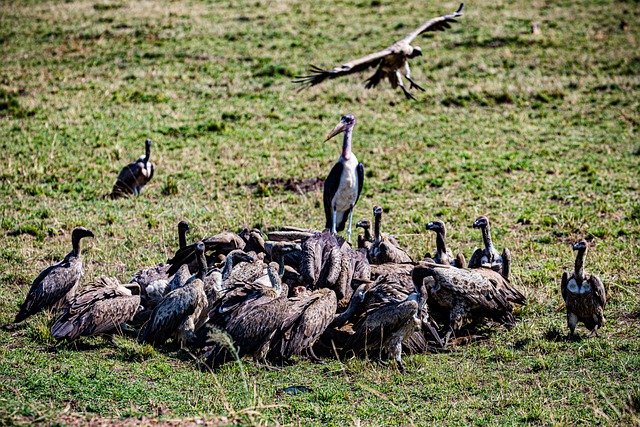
[{"left": 0, "top": 0, "right": 639, "bottom": 425}]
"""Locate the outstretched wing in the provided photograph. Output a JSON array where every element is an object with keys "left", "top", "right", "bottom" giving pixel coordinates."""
[
  {"left": 294, "top": 48, "right": 392, "bottom": 89},
  {"left": 400, "top": 3, "right": 464, "bottom": 45}
]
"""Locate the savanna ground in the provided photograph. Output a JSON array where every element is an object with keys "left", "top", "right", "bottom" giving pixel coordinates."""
[{"left": 0, "top": 0, "right": 639, "bottom": 425}]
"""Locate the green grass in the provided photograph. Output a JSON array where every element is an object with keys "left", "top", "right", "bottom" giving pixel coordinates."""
[{"left": 1, "top": 0, "right": 639, "bottom": 425}]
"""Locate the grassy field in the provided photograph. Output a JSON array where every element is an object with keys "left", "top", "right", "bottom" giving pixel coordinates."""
[{"left": 1, "top": 0, "right": 639, "bottom": 425}]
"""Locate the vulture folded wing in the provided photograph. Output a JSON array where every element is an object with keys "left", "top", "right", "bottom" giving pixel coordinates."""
[
  {"left": 560, "top": 271, "right": 569, "bottom": 303},
  {"left": 16, "top": 258, "right": 78, "bottom": 321},
  {"left": 591, "top": 274, "right": 606, "bottom": 308}
]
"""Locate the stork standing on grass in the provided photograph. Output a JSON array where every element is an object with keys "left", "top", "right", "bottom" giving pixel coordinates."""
[{"left": 323, "top": 114, "right": 364, "bottom": 244}]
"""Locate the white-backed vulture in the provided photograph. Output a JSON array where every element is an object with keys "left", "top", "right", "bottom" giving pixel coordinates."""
[
  {"left": 50, "top": 277, "right": 140, "bottom": 341},
  {"left": 468, "top": 216, "right": 511, "bottom": 280},
  {"left": 561, "top": 239, "right": 606, "bottom": 338},
  {"left": 14, "top": 227, "right": 94, "bottom": 323},
  {"left": 294, "top": 4, "right": 464, "bottom": 100},
  {"left": 110, "top": 139, "right": 154, "bottom": 199}
]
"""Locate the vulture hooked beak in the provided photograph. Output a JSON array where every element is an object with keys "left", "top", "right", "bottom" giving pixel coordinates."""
[
  {"left": 573, "top": 240, "right": 587, "bottom": 251},
  {"left": 324, "top": 120, "right": 348, "bottom": 142}
]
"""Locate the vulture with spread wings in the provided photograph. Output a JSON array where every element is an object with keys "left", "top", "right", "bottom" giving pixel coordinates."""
[{"left": 294, "top": 4, "right": 464, "bottom": 100}]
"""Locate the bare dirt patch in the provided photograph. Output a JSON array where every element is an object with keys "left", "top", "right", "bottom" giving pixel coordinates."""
[{"left": 11, "top": 413, "right": 235, "bottom": 427}]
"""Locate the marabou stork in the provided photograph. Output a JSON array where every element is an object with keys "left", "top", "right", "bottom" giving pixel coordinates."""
[
  {"left": 294, "top": 4, "right": 464, "bottom": 100},
  {"left": 323, "top": 114, "right": 364, "bottom": 244},
  {"left": 561, "top": 239, "right": 606, "bottom": 338}
]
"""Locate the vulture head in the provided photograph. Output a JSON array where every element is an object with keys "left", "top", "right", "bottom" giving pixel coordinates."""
[
  {"left": 356, "top": 218, "right": 371, "bottom": 230},
  {"left": 572, "top": 239, "right": 588, "bottom": 252},
  {"left": 473, "top": 215, "right": 489, "bottom": 229},
  {"left": 409, "top": 46, "right": 423, "bottom": 58},
  {"left": 426, "top": 220, "right": 446, "bottom": 235}
]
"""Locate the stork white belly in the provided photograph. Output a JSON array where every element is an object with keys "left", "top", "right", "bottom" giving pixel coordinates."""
[{"left": 332, "top": 155, "right": 360, "bottom": 214}]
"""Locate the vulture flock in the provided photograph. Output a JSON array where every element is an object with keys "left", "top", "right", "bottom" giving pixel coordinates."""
[{"left": 12, "top": 111, "right": 606, "bottom": 374}]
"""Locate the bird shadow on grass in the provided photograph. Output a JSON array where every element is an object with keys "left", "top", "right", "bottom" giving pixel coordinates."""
[
  {"left": 46, "top": 339, "right": 109, "bottom": 353},
  {"left": 545, "top": 327, "right": 583, "bottom": 343},
  {"left": 2, "top": 322, "right": 25, "bottom": 331}
]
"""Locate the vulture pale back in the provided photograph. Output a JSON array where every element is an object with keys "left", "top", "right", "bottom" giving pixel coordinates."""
[{"left": 50, "top": 277, "right": 140, "bottom": 341}]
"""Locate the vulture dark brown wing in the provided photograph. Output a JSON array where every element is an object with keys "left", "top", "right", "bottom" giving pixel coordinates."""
[
  {"left": 560, "top": 271, "right": 569, "bottom": 304},
  {"left": 294, "top": 48, "right": 393, "bottom": 89},
  {"left": 15, "top": 257, "right": 80, "bottom": 323},
  {"left": 400, "top": 3, "right": 464, "bottom": 45},
  {"left": 590, "top": 274, "right": 606, "bottom": 309}
]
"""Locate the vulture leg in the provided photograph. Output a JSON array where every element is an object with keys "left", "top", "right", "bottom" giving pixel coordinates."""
[
  {"left": 567, "top": 312, "right": 578, "bottom": 339},
  {"left": 444, "top": 326, "right": 455, "bottom": 346},
  {"left": 395, "top": 70, "right": 416, "bottom": 101},
  {"left": 423, "top": 319, "right": 444, "bottom": 348},
  {"left": 306, "top": 347, "right": 324, "bottom": 363},
  {"left": 406, "top": 76, "right": 425, "bottom": 92},
  {"left": 404, "top": 63, "right": 425, "bottom": 92}
]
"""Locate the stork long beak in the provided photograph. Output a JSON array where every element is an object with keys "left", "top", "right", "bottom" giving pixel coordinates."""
[{"left": 324, "top": 121, "right": 347, "bottom": 142}]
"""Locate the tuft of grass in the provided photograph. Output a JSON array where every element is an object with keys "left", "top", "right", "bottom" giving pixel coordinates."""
[
  {"left": 161, "top": 177, "right": 179, "bottom": 196},
  {"left": 0, "top": 89, "right": 34, "bottom": 118}
]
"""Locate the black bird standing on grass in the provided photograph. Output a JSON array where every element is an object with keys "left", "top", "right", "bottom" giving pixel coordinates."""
[
  {"left": 14, "top": 227, "right": 94, "bottom": 323},
  {"left": 294, "top": 4, "right": 464, "bottom": 100},
  {"left": 110, "top": 139, "right": 154, "bottom": 199},
  {"left": 561, "top": 239, "right": 606, "bottom": 338},
  {"left": 323, "top": 114, "right": 364, "bottom": 244}
]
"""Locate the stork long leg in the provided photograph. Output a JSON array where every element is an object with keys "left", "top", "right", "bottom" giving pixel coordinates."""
[
  {"left": 395, "top": 70, "right": 416, "bottom": 101},
  {"left": 346, "top": 208, "right": 354, "bottom": 244},
  {"left": 331, "top": 206, "right": 337, "bottom": 235}
]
